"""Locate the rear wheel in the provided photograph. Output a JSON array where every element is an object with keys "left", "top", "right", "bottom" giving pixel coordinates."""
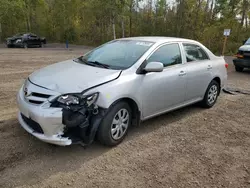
[
  {"left": 200, "top": 80, "right": 219, "bottom": 108},
  {"left": 97, "top": 102, "right": 132, "bottom": 146},
  {"left": 235, "top": 66, "right": 244, "bottom": 72}
]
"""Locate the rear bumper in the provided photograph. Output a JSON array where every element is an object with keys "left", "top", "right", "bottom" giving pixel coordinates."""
[{"left": 233, "top": 58, "right": 250, "bottom": 68}]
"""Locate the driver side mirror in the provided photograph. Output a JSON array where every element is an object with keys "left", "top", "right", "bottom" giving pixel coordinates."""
[{"left": 144, "top": 62, "right": 164, "bottom": 73}]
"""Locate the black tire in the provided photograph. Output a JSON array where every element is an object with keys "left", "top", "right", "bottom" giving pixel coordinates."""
[
  {"left": 235, "top": 66, "right": 244, "bottom": 72},
  {"left": 200, "top": 80, "right": 220, "bottom": 108},
  {"left": 39, "top": 42, "right": 44, "bottom": 48},
  {"left": 23, "top": 42, "right": 28, "bottom": 49},
  {"left": 97, "top": 102, "right": 132, "bottom": 146}
]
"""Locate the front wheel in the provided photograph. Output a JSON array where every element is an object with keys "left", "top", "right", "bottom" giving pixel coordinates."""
[
  {"left": 97, "top": 102, "right": 132, "bottom": 146},
  {"left": 23, "top": 42, "right": 28, "bottom": 49},
  {"left": 39, "top": 42, "right": 44, "bottom": 48},
  {"left": 200, "top": 80, "right": 219, "bottom": 108}
]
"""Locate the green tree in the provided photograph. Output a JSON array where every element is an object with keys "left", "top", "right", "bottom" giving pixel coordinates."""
[{"left": 0, "top": 0, "right": 250, "bottom": 54}]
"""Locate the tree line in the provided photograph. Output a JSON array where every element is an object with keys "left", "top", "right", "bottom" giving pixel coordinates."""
[{"left": 0, "top": 0, "right": 250, "bottom": 54}]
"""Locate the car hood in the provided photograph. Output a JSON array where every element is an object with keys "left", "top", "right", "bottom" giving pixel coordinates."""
[
  {"left": 7, "top": 36, "right": 21, "bottom": 40},
  {"left": 29, "top": 59, "right": 121, "bottom": 94},
  {"left": 239, "top": 45, "right": 250, "bottom": 51}
]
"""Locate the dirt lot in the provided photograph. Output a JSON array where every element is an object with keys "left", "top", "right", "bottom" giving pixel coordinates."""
[{"left": 0, "top": 47, "right": 250, "bottom": 188}]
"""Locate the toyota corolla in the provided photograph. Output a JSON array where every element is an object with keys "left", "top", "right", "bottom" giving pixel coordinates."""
[{"left": 17, "top": 37, "right": 228, "bottom": 146}]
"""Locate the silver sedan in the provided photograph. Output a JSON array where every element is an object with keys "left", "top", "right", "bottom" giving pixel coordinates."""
[{"left": 17, "top": 37, "right": 228, "bottom": 146}]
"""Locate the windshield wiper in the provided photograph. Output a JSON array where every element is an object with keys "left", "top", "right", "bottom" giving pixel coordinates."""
[
  {"left": 85, "top": 60, "right": 110, "bottom": 69},
  {"left": 76, "top": 57, "right": 110, "bottom": 69}
]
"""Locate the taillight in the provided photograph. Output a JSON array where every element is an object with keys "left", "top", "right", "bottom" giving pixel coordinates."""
[
  {"left": 225, "top": 63, "right": 228, "bottom": 69},
  {"left": 235, "top": 50, "right": 244, "bottom": 58},
  {"left": 235, "top": 54, "right": 244, "bottom": 58}
]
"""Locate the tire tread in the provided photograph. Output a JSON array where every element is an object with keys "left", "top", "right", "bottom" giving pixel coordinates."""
[{"left": 97, "top": 102, "right": 131, "bottom": 146}]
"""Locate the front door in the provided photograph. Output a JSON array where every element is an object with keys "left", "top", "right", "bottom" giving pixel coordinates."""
[{"left": 139, "top": 43, "right": 187, "bottom": 119}]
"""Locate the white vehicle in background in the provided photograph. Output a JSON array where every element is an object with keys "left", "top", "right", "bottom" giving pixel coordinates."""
[
  {"left": 17, "top": 37, "right": 228, "bottom": 147},
  {"left": 233, "top": 38, "right": 250, "bottom": 72}
]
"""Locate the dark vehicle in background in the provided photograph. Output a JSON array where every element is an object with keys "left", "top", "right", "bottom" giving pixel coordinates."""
[
  {"left": 233, "top": 38, "right": 250, "bottom": 72},
  {"left": 6, "top": 33, "right": 46, "bottom": 48}
]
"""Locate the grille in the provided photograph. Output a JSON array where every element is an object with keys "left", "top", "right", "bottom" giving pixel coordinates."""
[
  {"left": 243, "top": 52, "right": 250, "bottom": 59},
  {"left": 21, "top": 113, "right": 44, "bottom": 134},
  {"left": 25, "top": 92, "right": 52, "bottom": 105},
  {"left": 31, "top": 92, "right": 51, "bottom": 98},
  {"left": 239, "top": 50, "right": 250, "bottom": 59},
  {"left": 28, "top": 100, "right": 44, "bottom": 105},
  {"left": 244, "top": 56, "right": 250, "bottom": 59},
  {"left": 23, "top": 79, "right": 53, "bottom": 105}
]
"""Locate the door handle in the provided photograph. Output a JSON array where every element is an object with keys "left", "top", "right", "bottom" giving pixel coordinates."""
[
  {"left": 207, "top": 65, "right": 212, "bottom": 70},
  {"left": 179, "top": 71, "right": 186, "bottom": 76}
]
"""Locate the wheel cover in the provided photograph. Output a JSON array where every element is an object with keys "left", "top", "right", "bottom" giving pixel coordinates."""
[
  {"left": 208, "top": 85, "right": 218, "bottom": 105},
  {"left": 111, "top": 108, "right": 129, "bottom": 140}
]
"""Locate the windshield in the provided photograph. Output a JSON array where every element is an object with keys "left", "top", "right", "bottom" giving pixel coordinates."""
[
  {"left": 244, "top": 38, "right": 250, "bottom": 45},
  {"left": 78, "top": 40, "right": 154, "bottom": 70}
]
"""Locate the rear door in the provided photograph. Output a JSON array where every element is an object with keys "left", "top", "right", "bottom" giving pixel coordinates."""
[
  {"left": 181, "top": 43, "right": 213, "bottom": 102},
  {"left": 28, "top": 34, "right": 39, "bottom": 45}
]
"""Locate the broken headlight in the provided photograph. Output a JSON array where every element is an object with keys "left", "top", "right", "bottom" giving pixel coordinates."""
[
  {"left": 56, "top": 92, "right": 99, "bottom": 106},
  {"left": 57, "top": 95, "right": 80, "bottom": 105},
  {"left": 15, "top": 39, "right": 22, "bottom": 43},
  {"left": 85, "top": 92, "right": 99, "bottom": 107}
]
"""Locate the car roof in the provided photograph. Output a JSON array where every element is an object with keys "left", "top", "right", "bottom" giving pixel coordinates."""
[
  {"left": 117, "top": 36, "right": 217, "bottom": 58},
  {"left": 118, "top": 36, "right": 198, "bottom": 43}
]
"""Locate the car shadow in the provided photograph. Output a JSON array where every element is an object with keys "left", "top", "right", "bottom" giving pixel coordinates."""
[
  {"left": 127, "top": 103, "right": 203, "bottom": 140},
  {"left": 241, "top": 69, "right": 250, "bottom": 74}
]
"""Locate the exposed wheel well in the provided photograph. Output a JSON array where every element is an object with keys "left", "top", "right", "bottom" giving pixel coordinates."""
[
  {"left": 212, "top": 77, "right": 221, "bottom": 95},
  {"left": 110, "top": 98, "right": 141, "bottom": 126}
]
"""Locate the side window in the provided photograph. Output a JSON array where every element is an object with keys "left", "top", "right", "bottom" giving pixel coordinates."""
[
  {"left": 183, "top": 43, "right": 209, "bottom": 62},
  {"left": 29, "top": 34, "right": 37, "bottom": 37},
  {"left": 147, "top": 43, "right": 182, "bottom": 67}
]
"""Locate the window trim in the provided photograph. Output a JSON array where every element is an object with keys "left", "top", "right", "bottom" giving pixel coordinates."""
[
  {"left": 181, "top": 42, "right": 210, "bottom": 63},
  {"left": 145, "top": 42, "right": 184, "bottom": 69}
]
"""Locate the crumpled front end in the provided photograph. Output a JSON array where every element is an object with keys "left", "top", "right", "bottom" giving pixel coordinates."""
[
  {"left": 51, "top": 92, "right": 107, "bottom": 145},
  {"left": 17, "top": 79, "right": 105, "bottom": 146},
  {"left": 17, "top": 113, "right": 72, "bottom": 146}
]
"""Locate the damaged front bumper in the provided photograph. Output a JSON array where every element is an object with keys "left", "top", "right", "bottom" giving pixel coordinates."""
[
  {"left": 17, "top": 84, "right": 105, "bottom": 146},
  {"left": 18, "top": 112, "right": 72, "bottom": 145}
]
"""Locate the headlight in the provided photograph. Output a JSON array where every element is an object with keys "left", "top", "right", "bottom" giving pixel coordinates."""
[
  {"left": 16, "top": 39, "right": 22, "bottom": 43},
  {"left": 85, "top": 92, "right": 99, "bottom": 106},
  {"left": 57, "top": 95, "right": 80, "bottom": 105},
  {"left": 56, "top": 92, "right": 99, "bottom": 106}
]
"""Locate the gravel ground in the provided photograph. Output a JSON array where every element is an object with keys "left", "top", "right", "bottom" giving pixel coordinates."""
[{"left": 0, "top": 47, "right": 250, "bottom": 188}]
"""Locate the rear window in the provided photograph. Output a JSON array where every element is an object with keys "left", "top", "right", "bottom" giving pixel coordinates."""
[{"left": 183, "top": 43, "right": 209, "bottom": 62}]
